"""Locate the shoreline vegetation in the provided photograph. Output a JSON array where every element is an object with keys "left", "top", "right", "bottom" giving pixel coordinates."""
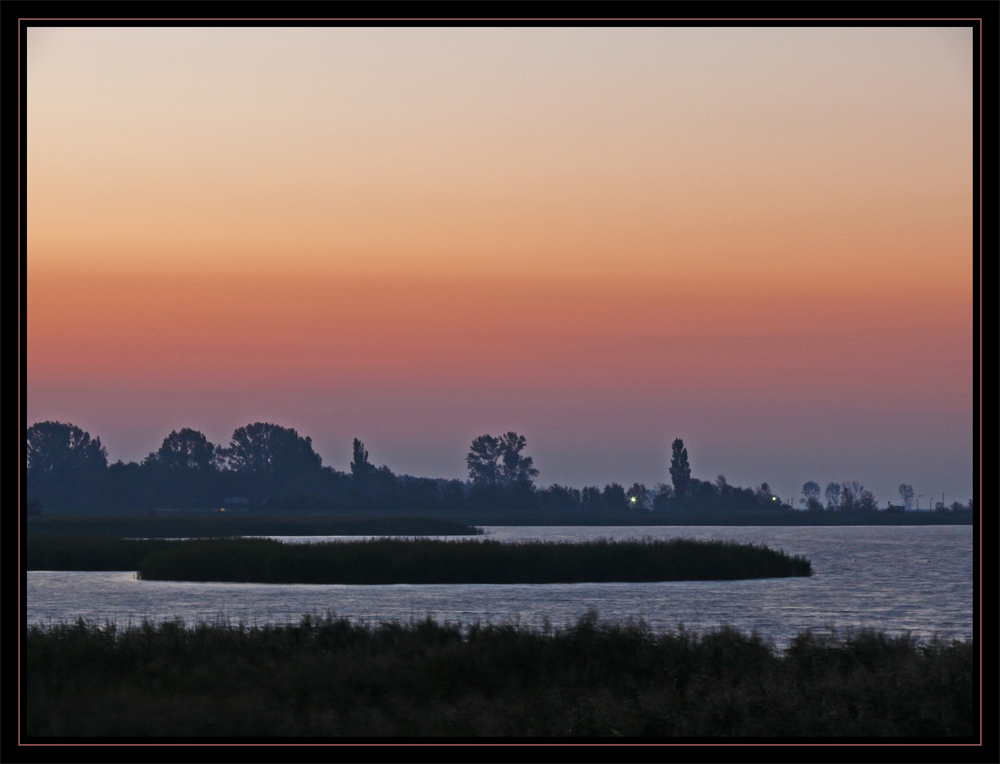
[
  {"left": 30, "top": 537, "right": 812, "bottom": 583},
  {"left": 25, "top": 613, "right": 973, "bottom": 737},
  {"left": 28, "top": 422, "right": 974, "bottom": 520},
  {"left": 25, "top": 513, "right": 483, "bottom": 539},
  {"left": 25, "top": 509, "right": 972, "bottom": 545}
]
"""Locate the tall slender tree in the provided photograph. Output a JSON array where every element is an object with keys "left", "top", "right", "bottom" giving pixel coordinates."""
[
  {"left": 351, "top": 439, "right": 374, "bottom": 483},
  {"left": 669, "top": 438, "right": 691, "bottom": 503}
]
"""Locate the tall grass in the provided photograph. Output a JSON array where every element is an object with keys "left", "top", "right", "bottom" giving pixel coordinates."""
[
  {"left": 132, "top": 537, "right": 811, "bottom": 584},
  {"left": 26, "top": 513, "right": 482, "bottom": 539},
  {"left": 24, "top": 614, "right": 974, "bottom": 737},
  {"left": 27, "top": 537, "right": 176, "bottom": 571}
]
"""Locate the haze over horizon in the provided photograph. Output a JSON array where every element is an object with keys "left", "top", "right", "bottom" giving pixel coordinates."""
[{"left": 25, "top": 25, "right": 975, "bottom": 505}]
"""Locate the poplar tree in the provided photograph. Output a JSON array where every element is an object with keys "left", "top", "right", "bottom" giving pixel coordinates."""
[{"left": 669, "top": 438, "right": 691, "bottom": 503}]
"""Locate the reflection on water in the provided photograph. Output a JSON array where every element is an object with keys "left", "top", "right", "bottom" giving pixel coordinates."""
[{"left": 26, "top": 525, "right": 972, "bottom": 647}]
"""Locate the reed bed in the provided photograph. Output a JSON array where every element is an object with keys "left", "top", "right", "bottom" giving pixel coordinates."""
[
  {"left": 26, "top": 513, "right": 482, "bottom": 539},
  {"left": 27, "top": 537, "right": 177, "bottom": 571},
  {"left": 131, "top": 537, "right": 811, "bottom": 584},
  {"left": 24, "top": 613, "right": 974, "bottom": 737}
]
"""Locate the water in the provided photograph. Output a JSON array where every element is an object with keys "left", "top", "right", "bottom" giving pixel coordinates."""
[{"left": 26, "top": 525, "right": 973, "bottom": 647}]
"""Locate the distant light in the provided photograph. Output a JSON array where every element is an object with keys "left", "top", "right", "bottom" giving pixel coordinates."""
[{"left": 630, "top": 496, "right": 637, "bottom": 503}]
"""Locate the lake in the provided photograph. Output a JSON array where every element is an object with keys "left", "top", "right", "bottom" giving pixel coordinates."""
[{"left": 25, "top": 525, "right": 973, "bottom": 647}]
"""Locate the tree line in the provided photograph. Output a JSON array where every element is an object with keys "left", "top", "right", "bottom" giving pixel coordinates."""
[
  {"left": 797, "top": 480, "right": 971, "bottom": 514},
  {"left": 26, "top": 421, "right": 962, "bottom": 515}
]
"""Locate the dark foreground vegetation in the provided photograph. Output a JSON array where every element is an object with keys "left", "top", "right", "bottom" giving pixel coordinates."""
[
  {"left": 26, "top": 512, "right": 482, "bottom": 539},
  {"left": 25, "top": 614, "right": 974, "bottom": 737},
  {"left": 128, "top": 537, "right": 811, "bottom": 584}
]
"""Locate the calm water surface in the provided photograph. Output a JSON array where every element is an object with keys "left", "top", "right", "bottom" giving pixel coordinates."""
[{"left": 26, "top": 526, "right": 973, "bottom": 647}]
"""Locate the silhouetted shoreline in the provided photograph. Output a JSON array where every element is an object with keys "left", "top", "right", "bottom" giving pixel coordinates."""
[{"left": 25, "top": 509, "right": 973, "bottom": 544}]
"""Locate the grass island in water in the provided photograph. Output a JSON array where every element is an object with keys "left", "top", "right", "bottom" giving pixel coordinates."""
[{"left": 129, "top": 537, "right": 811, "bottom": 584}]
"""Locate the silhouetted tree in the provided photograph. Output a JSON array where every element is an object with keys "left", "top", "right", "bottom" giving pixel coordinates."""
[
  {"left": 149, "top": 429, "right": 221, "bottom": 472},
  {"left": 839, "top": 481, "right": 866, "bottom": 512},
  {"left": 839, "top": 482, "right": 857, "bottom": 511},
  {"left": 824, "top": 482, "right": 842, "bottom": 510},
  {"left": 801, "top": 481, "right": 822, "bottom": 511},
  {"left": 27, "top": 421, "right": 108, "bottom": 477},
  {"left": 898, "top": 484, "right": 915, "bottom": 510},
  {"left": 856, "top": 489, "right": 878, "bottom": 512},
  {"left": 225, "top": 423, "right": 321, "bottom": 474},
  {"left": 345, "top": 440, "right": 398, "bottom": 506},
  {"left": 714, "top": 475, "right": 731, "bottom": 499},
  {"left": 581, "top": 486, "right": 603, "bottom": 512},
  {"left": 755, "top": 482, "right": 778, "bottom": 508},
  {"left": 442, "top": 480, "right": 468, "bottom": 512},
  {"left": 651, "top": 483, "right": 674, "bottom": 511},
  {"left": 834, "top": 481, "right": 876, "bottom": 512},
  {"left": 466, "top": 435, "right": 501, "bottom": 488},
  {"left": 688, "top": 478, "right": 719, "bottom": 510},
  {"left": 466, "top": 432, "right": 538, "bottom": 491},
  {"left": 370, "top": 464, "right": 400, "bottom": 499},
  {"left": 105, "top": 460, "right": 151, "bottom": 512},
  {"left": 669, "top": 438, "right": 691, "bottom": 506},
  {"left": 602, "top": 483, "right": 628, "bottom": 513},
  {"left": 626, "top": 483, "right": 650, "bottom": 511},
  {"left": 498, "top": 432, "right": 539, "bottom": 489},
  {"left": 398, "top": 476, "right": 441, "bottom": 512},
  {"left": 223, "top": 423, "right": 322, "bottom": 502},
  {"left": 140, "top": 429, "right": 225, "bottom": 509},
  {"left": 350, "top": 439, "right": 374, "bottom": 483},
  {"left": 541, "top": 484, "right": 581, "bottom": 512},
  {"left": 26, "top": 421, "right": 108, "bottom": 511}
]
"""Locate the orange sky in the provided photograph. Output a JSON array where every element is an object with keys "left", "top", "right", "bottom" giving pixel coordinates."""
[{"left": 25, "top": 25, "right": 976, "bottom": 501}]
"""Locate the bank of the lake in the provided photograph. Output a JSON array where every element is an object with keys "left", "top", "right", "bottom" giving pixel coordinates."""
[
  {"left": 25, "top": 614, "right": 973, "bottom": 737},
  {"left": 25, "top": 513, "right": 483, "bottom": 539},
  {"left": 442, "top": 509, "right": 974, "bottom": 527}
]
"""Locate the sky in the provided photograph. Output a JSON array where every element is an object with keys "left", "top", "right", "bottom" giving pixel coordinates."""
[{"left": 25, "top": 25, "right": 976, "bottom": 506}]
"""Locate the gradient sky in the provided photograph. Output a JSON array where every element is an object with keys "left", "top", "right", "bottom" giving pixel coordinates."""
[{"left": 25, "top": 25, "right": 975, "bottom": 505}]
